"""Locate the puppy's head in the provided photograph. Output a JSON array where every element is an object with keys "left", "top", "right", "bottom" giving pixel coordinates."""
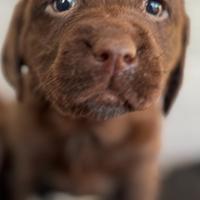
[{"left": 2, "top": 0, "right": 189, "bottom": 120}]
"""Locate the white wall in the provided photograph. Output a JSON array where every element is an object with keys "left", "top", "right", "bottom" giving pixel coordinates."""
[
  {"left": 0, "top": 0, "right": 15, "bottom": 99},
  {"left": 161, "top": 0, "right": 200, "bottom": 167},
  {"left": 0, "top": 0, "right": 200, "bottom": 167}
]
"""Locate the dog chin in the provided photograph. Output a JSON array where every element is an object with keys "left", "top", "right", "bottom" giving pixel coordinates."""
[
  {"left": 54, "top": 98, "right": 134, "bottom": 121},
  {"left": 65, "top": 102, "right": 130, "bottom": 121},
  {"left": 52, "top": 89, "right": 158, "bottom": 121},
  {"left": 73, "top": 97, "right": 157, "bottom": 121},
  {"left": 70, "top": 91, "right": 135, "bottom": 120}
]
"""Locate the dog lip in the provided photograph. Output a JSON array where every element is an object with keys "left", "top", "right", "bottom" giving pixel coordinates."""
[
  {"left": 96, "top": 89, "right": 135, "bottom": 111},
  {"left": 98, "top": 90, "right": 121, "bottom": 104},
  {"left": 123, "top": 100, "right": 135, "bottom": 111}
]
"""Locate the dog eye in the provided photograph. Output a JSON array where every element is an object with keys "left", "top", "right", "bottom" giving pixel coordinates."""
[
  {"left": 146, "top": 0, "right": 165, "bottom": 17},
  {"left": 52, "top": 0, "right": 76, "bottom": 12}
]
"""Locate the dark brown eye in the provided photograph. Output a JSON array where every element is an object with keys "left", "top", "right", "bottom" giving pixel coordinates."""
[
  {"left": 53, "top": 0, "right": 75, "bottom": 12},
  {"left": 146, "top": 0, "right": 164, "bottom": 16}
]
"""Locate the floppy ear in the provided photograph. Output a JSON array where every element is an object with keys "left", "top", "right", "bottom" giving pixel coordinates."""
[
  {"left": 1, "top": 1, "right": 26, "bottom": 100},
  {"left": 163, "top": 17, "right": 190, "bottom": 115}
]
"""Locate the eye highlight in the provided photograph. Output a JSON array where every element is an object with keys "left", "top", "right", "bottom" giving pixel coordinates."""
[
  {"left": 145, "top": 0, "right": 168, "bottom": 19},
  {"left": 52, "top": 0, "right": 76, "bottom": 12}
]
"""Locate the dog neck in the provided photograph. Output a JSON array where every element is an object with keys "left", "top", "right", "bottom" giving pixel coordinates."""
[
  {"left": 17, "top": 85, "right": 161, "bottom": 146},
  {"left": 15, "top": 74, "right": 162, "bottom": 144}
]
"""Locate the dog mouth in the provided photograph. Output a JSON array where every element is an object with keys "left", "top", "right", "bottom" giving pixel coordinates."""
[
  {"left": 69, "top": 88, "right": 135, "bottom": 120},
  {"left": 67, "top": 74, "right": 162, "bottom": 120},
  {"left": 92, "top": 89, "right": 134, "bottom": 110},
  {"left": 48, "top": 78, "right": 160, "bottom": 120},
  {"left": 46, "top": 56, "right": 162, "bottom": 120}
]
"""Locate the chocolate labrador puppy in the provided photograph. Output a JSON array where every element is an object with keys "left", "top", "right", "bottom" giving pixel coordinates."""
[{"left": 0, "top": 0, "right": 189, "bottom": 200}]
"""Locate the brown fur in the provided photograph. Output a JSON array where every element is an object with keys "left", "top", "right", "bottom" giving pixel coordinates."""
[{"left": 0, "top": 0, "right": 189, "bottom": 199}]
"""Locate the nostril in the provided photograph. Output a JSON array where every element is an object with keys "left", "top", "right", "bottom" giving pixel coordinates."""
[
  {"left": 95, "top": 50, "right": 137, "bottom": 66},
  {"left": 94, "top": 38, "right": 137, "bottom": 69},
  {"left": 100, "top": 51, "right": 110, "bottom": 61},
  {"left": 123, "top": 53, "right": 136, "bottom": 65},
  {"left": 96, "top": 50, "right": 112, "bottom": 62}
]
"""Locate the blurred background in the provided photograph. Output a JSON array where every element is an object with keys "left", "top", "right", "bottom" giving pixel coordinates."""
[{"left": 0, "top": 0, "right": 200, "bottom": 199}]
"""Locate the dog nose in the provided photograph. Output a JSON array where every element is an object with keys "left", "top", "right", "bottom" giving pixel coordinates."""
[{"left": 94, "top": 37, "right": 137, "bottom": 73}]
